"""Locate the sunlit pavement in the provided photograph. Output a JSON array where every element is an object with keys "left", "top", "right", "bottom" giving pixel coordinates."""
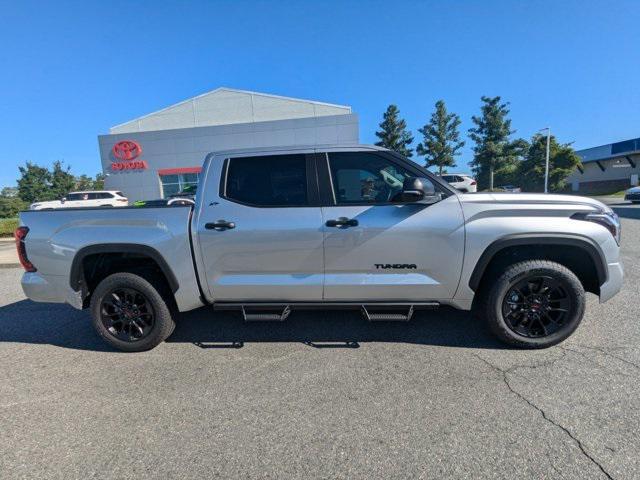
[{"left": 0, "top": 205, "right": 638, "bottom": 479}]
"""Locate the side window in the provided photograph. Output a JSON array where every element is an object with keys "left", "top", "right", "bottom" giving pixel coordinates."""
[
  {"left": 224, "top": 154, "right": 308, "bottom": 207},
  {"left": 327, "top": 152, "right": 430, "bottom": 205},
  {"left": 66, "top": 193, "right": 82, "bottom": 201}
]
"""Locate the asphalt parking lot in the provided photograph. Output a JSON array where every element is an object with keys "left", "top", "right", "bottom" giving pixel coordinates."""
[{"left": 1, "top": 203, "right": 639, "bottom": 479}]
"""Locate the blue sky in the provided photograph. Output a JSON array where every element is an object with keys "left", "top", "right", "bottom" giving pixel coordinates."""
[{"left": 1, "top": 0, "right": 639, "bottom": 187}]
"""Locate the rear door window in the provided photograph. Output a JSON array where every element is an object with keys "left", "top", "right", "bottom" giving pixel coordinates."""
[{"left": 224, "top": 154, "right": 309, "bottom": 207}]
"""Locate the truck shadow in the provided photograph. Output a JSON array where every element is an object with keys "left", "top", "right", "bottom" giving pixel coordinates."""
[{"left": 0, "top": 299, "right": 506, "bottom": 351}]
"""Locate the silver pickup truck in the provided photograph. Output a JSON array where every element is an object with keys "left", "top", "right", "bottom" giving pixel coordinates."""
[{"left": 17, "top": 145, "right": 623, "bottom": 351}]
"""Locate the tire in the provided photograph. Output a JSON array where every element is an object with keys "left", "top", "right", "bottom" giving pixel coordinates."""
[
  {"left": 482, "top": 260, "right": 586, "bottom": 348},
  {"left": 90, "top": 272, "right": 175, "bottom": 352}
]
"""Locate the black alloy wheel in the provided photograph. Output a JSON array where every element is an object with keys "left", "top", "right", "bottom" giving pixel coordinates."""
[
  {"left": 502, "top": 275, "right": 571, "bottom": 338},
  {"left": 483, "top": 260, "right": 586, "bottom": 348},
  {"left": 100, "top": 288, "right": 155, "bottom": 342},
  {"left": 90, "top": 272, "right": 176, "bottom": 352}
]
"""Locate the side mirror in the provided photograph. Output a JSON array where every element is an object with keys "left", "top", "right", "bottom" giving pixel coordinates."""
[
  {"left": 396, "top": 177, "right": 441, "bottom": 204},
  {"left": 61, "top": 197, "right": 67, "bottom": 203}
]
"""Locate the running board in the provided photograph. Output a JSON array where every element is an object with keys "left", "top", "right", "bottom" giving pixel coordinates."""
[
  {"left": 241, "top": 305, "right": 291, "bottom": 322},
  {"left": 213, "top": 302, "right": 440, "bottom": 321}
]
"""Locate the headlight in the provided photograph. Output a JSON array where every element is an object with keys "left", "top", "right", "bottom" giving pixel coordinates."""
[{"left": 572, "top": 209, "right": 621, "bottom": 245}]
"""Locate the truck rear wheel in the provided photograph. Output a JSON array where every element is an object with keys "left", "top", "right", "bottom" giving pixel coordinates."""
[
  {"left": 90, "top": 272, "right": 175, "bottom": 352},
  {"left": 483, "top": 260, "right": 586, "bottom": 348}
]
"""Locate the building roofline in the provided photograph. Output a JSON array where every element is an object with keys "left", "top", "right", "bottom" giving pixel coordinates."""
[{"left": 110, "top": 87, "right": 352, "bottom": 131}]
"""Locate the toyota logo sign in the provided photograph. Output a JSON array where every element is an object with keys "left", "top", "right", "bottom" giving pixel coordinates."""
[
  {"left": 111, "top": 140, "right": 148, "bottom": 171},
  {"left": 112, "top": 140, "right": 142, "bottom": 161}
]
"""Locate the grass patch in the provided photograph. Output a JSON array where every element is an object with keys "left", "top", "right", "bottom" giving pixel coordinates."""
[
  {"left": 578, "top": 190, "right": 628, "bottom": 198},
  {"left": 0, "top": 218, "right": 18, "bottom": 237}
]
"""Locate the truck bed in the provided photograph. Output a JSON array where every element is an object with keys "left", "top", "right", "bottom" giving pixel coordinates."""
[{"left": 19, "top": 206, "right": 203, "bottom": 312}]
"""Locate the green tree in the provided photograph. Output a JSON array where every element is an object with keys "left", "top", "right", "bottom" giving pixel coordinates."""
[
  {"left": 1, "top": 187, "right": 18, "bottom": 197},
  {"left": 50, "top": 161, "right": 75, "bottom": 199},
  {"left": 375, "top": 104, "right": 414, "bottom": 157},
  {"left": 416, "top": 100, "right": 464, "bottom": 175},
  {"left": 75, "top": 174, "right": 94, "bottom": 191},
  {"left": 468, "top": 96, "right": 519, "bottom": 190},
  {"left": 17, "top": 162, "right": 53, "bottom": 203},
  {"left": 93, "top": 173, "right": 106, "bottom": 190},
  {"left": 517, "top": 134, "right": 581, "bottom": 192}
]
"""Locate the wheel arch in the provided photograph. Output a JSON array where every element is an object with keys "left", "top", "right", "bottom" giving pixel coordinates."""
[
  {"left": 69, "top": 244, "right": 179, "bottom": 296},
  {"left": 469, "top": 234, "right": 607, "bottom": 295}
]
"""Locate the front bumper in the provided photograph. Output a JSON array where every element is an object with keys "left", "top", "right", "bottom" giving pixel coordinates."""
[
  {"left": 21, "top": 272, "right": 84, "bottom": 309},
  {"left": 600, "top": 261, "right": 624, "bottom": 303}
]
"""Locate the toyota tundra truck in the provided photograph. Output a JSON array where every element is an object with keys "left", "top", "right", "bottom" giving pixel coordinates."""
[{"left": 16, "top": 145, "right": 623, "bottom": 351}]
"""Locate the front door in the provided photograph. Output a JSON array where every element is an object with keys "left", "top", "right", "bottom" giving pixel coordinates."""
[
  {"left": 319, "top": 151, "right": 465, "bottom": 301},
  {"left": 196, "top": 153, "right": 324, "bottom": 302}
]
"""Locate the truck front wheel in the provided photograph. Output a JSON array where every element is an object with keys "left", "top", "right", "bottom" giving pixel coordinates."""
[
  {"left": 483, "top": 260, "right": 586, "bottom": 348},
  {"left": 90, "top": 272, "right": 176, "bottom": 352}
]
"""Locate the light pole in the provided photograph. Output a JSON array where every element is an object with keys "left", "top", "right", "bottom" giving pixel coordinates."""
[{"left": 539, "top": 127, "right": 551, "bottom": 193}]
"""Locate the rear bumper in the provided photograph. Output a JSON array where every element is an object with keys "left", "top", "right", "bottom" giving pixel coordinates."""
[
  {"left": 600, "top": 261, "right": 624, "bottom": 303},
  {"left": 21, "top": 272, "right": 83, "bottom": 309}
]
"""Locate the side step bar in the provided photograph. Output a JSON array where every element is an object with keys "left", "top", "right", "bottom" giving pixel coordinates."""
[{"left": 214, "top": 302, "right": 440, "bottom": 322}]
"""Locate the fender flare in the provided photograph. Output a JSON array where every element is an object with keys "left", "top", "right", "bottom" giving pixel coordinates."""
[
  {"left": 468, "top": 233, "right": 608, "bottom": 292},
  {"left": 69, "top": 243, "right": 179, "bottom": 293}
]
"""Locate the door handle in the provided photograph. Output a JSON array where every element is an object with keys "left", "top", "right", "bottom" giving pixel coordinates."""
[
  {"left": 205, "top": 220, "right": 236, "bottom": 231},
  {"left": 325, "top": 217, "right": 359, "bottom": 228}
]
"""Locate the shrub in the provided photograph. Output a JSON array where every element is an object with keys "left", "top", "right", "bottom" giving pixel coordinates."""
[
  {"left": 0, "top": 218, "right": 18, "bottom": 237},
  {"left": 0, "top": 197, "right": 29, "bottom": 218}
]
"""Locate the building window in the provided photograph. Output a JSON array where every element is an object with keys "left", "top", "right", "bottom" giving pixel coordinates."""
[{"left": 160, "top": 172, "right": 199, "bottom": 198}]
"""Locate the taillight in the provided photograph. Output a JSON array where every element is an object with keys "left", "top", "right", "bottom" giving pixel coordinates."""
[
  {"left": 117, "top": 198, "right": 128, "bottom": 203},
  {"left": 15, "top": 226, "right": 36, "bottom": 272},
  {"left": 470, "top": 181, "right": 477, "bottom": 185}
]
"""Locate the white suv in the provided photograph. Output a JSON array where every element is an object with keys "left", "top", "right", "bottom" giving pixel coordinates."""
[
  {"left": 30, "top": 191, "right": 128, "bottom": 210},
  {"left": 441, "top": 174, "right": 477, "bottom": 193}
]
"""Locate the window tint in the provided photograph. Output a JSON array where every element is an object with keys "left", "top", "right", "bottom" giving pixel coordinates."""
[
  {"left": 225, "top": 154, "right": 308, "bottom": 207},
  {"left": 442, "top": 175, "right": 455, "bottom": 182},
  {"left": 328, "top": 152, "right": 427, "bottom": 205},
  {"left": 66, "top": 193, "right": 83, "bottom": 201}
]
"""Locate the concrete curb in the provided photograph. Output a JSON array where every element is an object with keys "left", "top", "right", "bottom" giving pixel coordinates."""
[{"left": 0, "top": 264, "right": 20, "bottom": 269}]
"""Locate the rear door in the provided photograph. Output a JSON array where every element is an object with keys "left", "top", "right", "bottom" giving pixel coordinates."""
[
  {"left": 318, "top": 150, "right": 465, "bottom": 301},
  {"left": 195, "top": 152, "right": 324, "bottom": 301}
]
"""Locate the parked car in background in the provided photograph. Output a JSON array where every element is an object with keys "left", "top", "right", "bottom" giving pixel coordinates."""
[
  {"left": 624, "top": 186, "right": 640, "bottom": 203},
  {"left": 440, "top": 174, "right": 477, "bottom": 193},
  {"left": 30, "top": 191, "right": 128, "bottom": 210},
  {"left": 496, "top": 185, "right": 522, "bottom": 193}
]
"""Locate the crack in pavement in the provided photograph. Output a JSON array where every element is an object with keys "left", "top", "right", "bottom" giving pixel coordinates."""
[
  {"left": 569, "top": 344, "right": 640, "bottom": 372},
  {"left": 472, "top": 352, "right": 614, "bottom": 480}
]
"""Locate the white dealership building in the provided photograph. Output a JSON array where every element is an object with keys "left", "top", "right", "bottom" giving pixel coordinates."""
[{"left": 99, "top": 88, "right": 359, "bottom": 201}]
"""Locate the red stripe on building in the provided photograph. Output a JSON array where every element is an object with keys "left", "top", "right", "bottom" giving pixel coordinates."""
[{"left": 157, "top": 167, "right": 203, "bottom": 175}]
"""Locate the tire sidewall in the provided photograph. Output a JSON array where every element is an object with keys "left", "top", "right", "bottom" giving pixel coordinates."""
[
  {"left": 90, "top": 272, "right": 175, "bottom": 352},
  {"left": 488, "top": 264, "right": 586, "bottom": 348}
]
